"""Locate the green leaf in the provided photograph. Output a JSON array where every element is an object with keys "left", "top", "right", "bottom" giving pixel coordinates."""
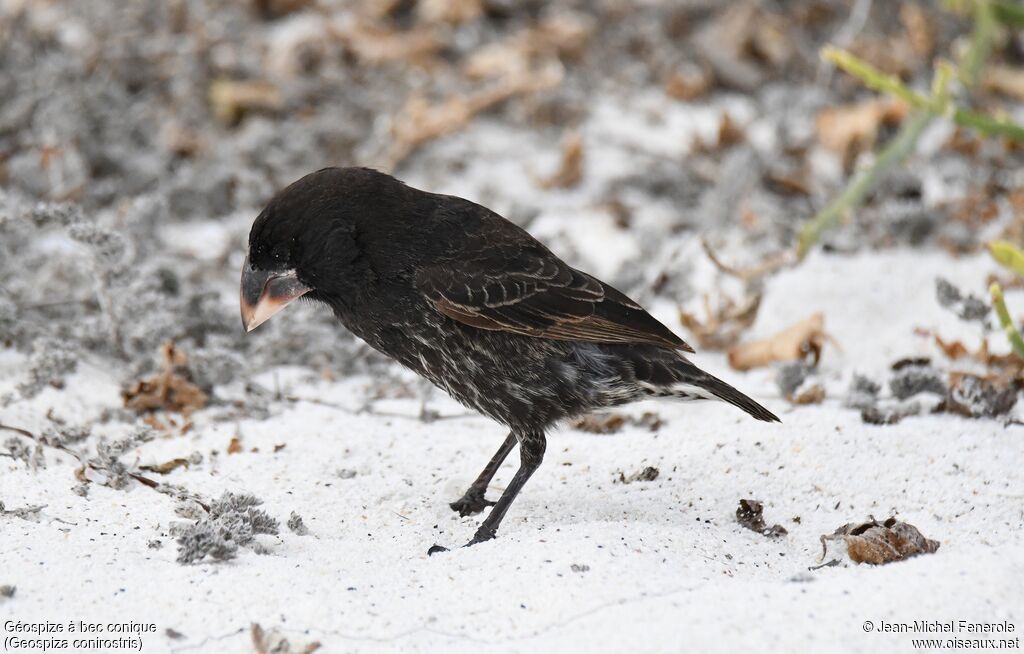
[
  {"left": 993, "top": 0, "right": 1024, "bottom": 27},
  {"left": 988, "top": 240, "right": 1024, "bottom": 277}
]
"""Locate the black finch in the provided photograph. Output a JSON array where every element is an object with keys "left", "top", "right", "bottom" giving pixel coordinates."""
[{"left": 241, "top": 167, "right": 780, "bottom": 550}]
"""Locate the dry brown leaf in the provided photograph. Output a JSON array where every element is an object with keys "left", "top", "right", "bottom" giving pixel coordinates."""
[
  {"left": 693, "top": 2, "right": 790, "bottom": 90},
  {"left": 679, "top": 292, "right": 762, "bottom": 351},
  {"left": 536, "top": 130, "right": 583, "bottom": 189},
  {"left": 617, "top": 466, "right": 659, "bottom": 484},
  {"left": 820, "top": 517, "right": 939, "bottom": 565},
  {"left": 945, "top": 126, "right": 982, "bottom": 157},
  {"left": 747, "top": 13, "right": 791, "bottom": 68},
  {"left": 984, "top": 65, "right": 1024, "bottom": 102},
  {"left": 123, "top": 343, "right": 208, "bottom": 415},
  {"left": 816, "top": 98, "right": 908, "bottom": 160},
  {"left": 573, "top": 411, "right": 662, "bottom": 434},
  {"left": 900, "top": 3, "right": 934, "bottom": 58},
  {"left": 789, "top": 383, "right": 825, "bottom": 405},
  {"left": 764, "top": 169, "right": 811, "bottom": 196},
  {"left": 160, "top": 122, "right": 203, "bottom": 158},
  {"left": 693, "top": 112, "right": 745, "bottom": 153},
  {"left": 934, "top": 334, "right": 970, "bottom": 360},
  {"left": 142, "top": 415, "right": 167, "bottom": 431},
  {"left": 385, "top": 68, "right": 562, "bottom": 167},
  {"left": 253, "top": 0, "right": 312, "bottom": 19},
  {"left": 736, "top": 499, "right": 788, "bottom": 538},
  {"left": 727, "top": 313, "right": 832, "bottom": 371},
  {"left": 941, "top": 373, "right": 1018, "bottom": 418},
  {"left": 664, "top": 65, "right": 712, "bottom": 101},
  {"left": 227, "top": 437, "right": 243, "bottom": 454},
  {"left": 974, "top": 339, "right": 1024, "bottom": 374},
  {"left": 573, "top": 413, "right": 626, "bottom": 434},
  {"left": 252, "top": 623, "right": 321, "bottom": 654},
  {"left": 463, "top": 13, "right": 591, "bottom": 81},
  {"left": 943, "top": 190, "right": 1000, "bottom": 227},
  {"left": 329, "top": 21, "right": 441, "bottom": 67},
  {"left": 140, "top": 458, "right": 190, "bottom": 475},
  {"left": 208, "top": 80, "right": 283, "bottom": 125},
  {"left": 717, "top": 112, "right": 745, "bottom": 148},
  {"left": 417, "top": 0, "right": 482, "bottom": 25},
  {"left": 848, "top": 35, "right": 918, "bottom": 78}
]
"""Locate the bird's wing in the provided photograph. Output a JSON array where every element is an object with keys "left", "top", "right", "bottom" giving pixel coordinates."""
[{"left": 415, "top": 243, "right": 694, "bottom": 352}]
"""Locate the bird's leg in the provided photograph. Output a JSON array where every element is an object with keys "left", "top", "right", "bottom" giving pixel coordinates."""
[
  {"left": 449, "top": 432, "right": 517, "bottom": 517},
  {"left": 465, "top": 429, "right": 546, "bottom": 546}
]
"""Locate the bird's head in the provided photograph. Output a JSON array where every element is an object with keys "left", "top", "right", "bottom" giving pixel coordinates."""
[{"left": 240, "top": 167, "right": 385, "bottom": 332}]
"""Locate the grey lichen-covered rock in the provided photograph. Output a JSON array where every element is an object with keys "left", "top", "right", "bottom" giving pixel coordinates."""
[
  {"left": 173, "top": 520, "right": 240, "bottom": 565},
  {"left": 861, "top": 401, "right": 921, "bottom": 426},
  {"left": 889, "top": 363, "right": 946, "bottom": 400},
  {"left": 11, "top": 338, "right": 79, "bottom": 402},
  {"left": 0, "top": 294, "right": 18, "bottom": 343},
  {"left": 844, "top": 374, "right": 881, "bottom": 410},
  {"left": 945, "top": 375, "right": 1018, "bottom": 418},
  {"left": 174, "top": 492, "right": 280, "bottom": 565},
  {"left": 287, "top": 511, "right": 310, "bottom": 536},
  {"left": 92, "top": 438, "right": 137, "bottom": 490},
  {"left": 935, "top": 278, "right": 989, "bottom": 325},
  {"left": 3, "top": 437, "right": 44, "bottom": 470},
  {"left": 775, "top": 361, "right": 811, "bottom": 398}
]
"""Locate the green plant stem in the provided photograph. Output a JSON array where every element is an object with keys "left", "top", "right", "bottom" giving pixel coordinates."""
[
  {"left": 799, "top": 0, "right": 1012, "bottom": 259},
  {"left": 963, "top": 0, "right": 997, "bottom": 87},
  {"left": 992, "top": 0, "right": 1024, "bottom": 26},
  {"left": 952, "top": 109, "right": 1024, "bottom": 141},
  {"left": 798, "top": 110, "right": 933, "bottom": 258},
  {"left": 822, "top": 47, "right": 933, "bottom": 108},
  {"left": 823, "top": 48, "right": 1024, "bottom": 140},
  {"left": 989, "top": 283, "right": 1024, "bottom": 359}
]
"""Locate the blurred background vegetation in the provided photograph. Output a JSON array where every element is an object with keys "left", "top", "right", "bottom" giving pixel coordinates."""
[{"left": 1, "top": 0, "right": 1024, "bottom": 422}]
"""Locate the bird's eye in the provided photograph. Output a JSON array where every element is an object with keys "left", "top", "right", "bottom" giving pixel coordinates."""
[{"left": 271, "top": 244, "right": 289, "bottom": 262}]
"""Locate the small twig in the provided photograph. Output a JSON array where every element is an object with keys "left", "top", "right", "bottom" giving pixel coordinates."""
[
  {"left": 0, "top": 424, "right": 36, "bottom": 439},
  {"left": 0, "top": 423, "right": 194, "bottom": 504},
  {"left": 0, "top": 503, "right": 47, "bottom": 521},
  {"left": 283, "top": 395, "right": 476, "bottom": 422},
  {"left": 0, "top": 423, "right": 83, "bottom": 463},
  {"left": 701, "top": 238, "right": 796, "bottom": 283},
  {"left": 16, "top": 297, "right": 95, "bottom": 311}
]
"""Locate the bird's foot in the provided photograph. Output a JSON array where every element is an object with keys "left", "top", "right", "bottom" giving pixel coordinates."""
[
  {"left": 449, "top": 489, "right": 495, "bottom": 516},
  {"left": 466, "top": 525, "right": 496, "bottom": 546},
  {"left": 426, "top": 525, "right": 497, "bottom": 556}
]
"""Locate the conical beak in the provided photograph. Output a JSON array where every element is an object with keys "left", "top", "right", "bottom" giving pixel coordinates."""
[{"left": 240, "top": 256, "right": 311, "bottom": 332}]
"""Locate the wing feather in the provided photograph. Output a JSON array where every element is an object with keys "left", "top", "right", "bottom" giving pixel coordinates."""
[{"left": 416, "top": 250, "right": 693, "bottom": 352}]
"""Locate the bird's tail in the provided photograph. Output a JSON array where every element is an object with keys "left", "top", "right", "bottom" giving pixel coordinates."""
[{"left": 637, "top": 357, "right": 780, "bottom": 423}]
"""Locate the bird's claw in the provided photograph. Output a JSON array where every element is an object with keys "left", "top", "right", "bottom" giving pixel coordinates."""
[
  {"left": 449, "top": 490, "right": 496, "bottom": 516},
  {"left": 467, "top": 525, "right": 496, "bottom": 546},
  {"left": 427, "top": 544, "right": 449, "bottom": 556},
  {"left": 426, "top": 526, "right": 497, "bottom": 556}
]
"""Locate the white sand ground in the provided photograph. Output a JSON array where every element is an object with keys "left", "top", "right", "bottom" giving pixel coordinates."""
[{"left": 2, "top": 250, "right": 1023, "bottom": 654}]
